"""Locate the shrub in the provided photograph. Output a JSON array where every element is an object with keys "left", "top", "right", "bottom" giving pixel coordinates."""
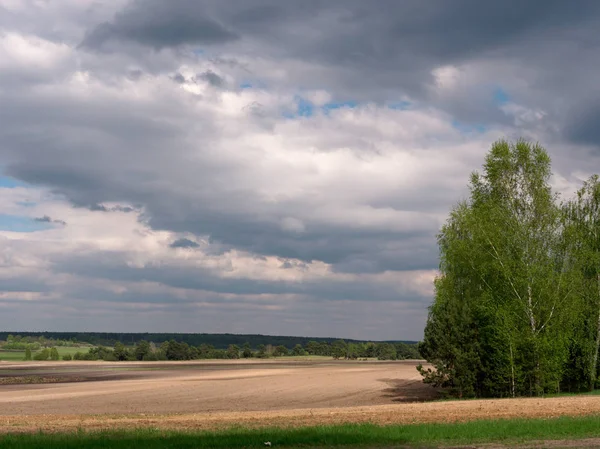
[
  {"left": 50, "top": 347, "right": 60, "bottom": 360},
  {"left": 62, "top": 354, "right": 72, "bottom": 361},
  {"left": 33, "top": 348, "right": 50, "bottom": 361}
]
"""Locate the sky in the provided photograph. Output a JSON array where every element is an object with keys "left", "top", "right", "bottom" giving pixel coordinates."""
[{"left": 1, "top": 1, "right": 600, "bottom": 341}]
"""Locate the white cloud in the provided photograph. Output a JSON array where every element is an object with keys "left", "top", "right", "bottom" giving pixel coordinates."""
[{"left": 2, "top": 1, "right": 600, "bottom": 339}]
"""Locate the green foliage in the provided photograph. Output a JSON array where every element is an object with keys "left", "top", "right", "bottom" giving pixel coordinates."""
[
  {"left": 273, "top": 345, "right": 289, "bottom": 356},
  {"left": 331, "top": 340, "right": 348, "bottom": 359},
  {"left": 420, "top": 139, "right": 600, "bottom": 398},
  {"left": 165, "top": 340, "right": 191, "bottom": 360},
  {"left": 226, "top": 344, "right": 240, "bottom": 359},
  {"left": 33, "top": 348, "right": 50, "bottom": 361},
  {"left": 62, "top": 354, "right": 72, "bottom": 361},
  {"left": 376, "top": 343, "right": 397, "bottom": 360},
  {"left": 0, "top": 331, "right": 416, "bottom": 350},
  {"left": 24, "top": 346, "right": 32, "bottom": 361},
  {"left": 255, "top": 344, "right": 269, "bottom": 358},
  {"left": 113, "top": 342, "right": 130, "bottom": 361},
  {"left": 242, "top": 342, "right": 253, "bottom": 358},
  {"left": 49, "top": 347, "right": 60, "bottom": 361},
  {"left": 3, "top": 334, "right": 420, "bottom": 363},
  {"left": 134, "top": 340, "right": 151, "bottom": 361}
]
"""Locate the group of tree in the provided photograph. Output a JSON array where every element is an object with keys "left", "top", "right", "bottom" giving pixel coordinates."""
[
  {"left": 0, "top": 332, "right": 417, "bottom": 350},
  {"left": 65, "top": 339, "right": 421, "bottom": 362},
  {"left": 419, "top": 139, "right": 600, "bottom": 398},
  {"left": 22, "top": 347, "right": 61, "bottom": 361},
  {"left": 0, "top": 334, "right": 81, "bottom": 351}
]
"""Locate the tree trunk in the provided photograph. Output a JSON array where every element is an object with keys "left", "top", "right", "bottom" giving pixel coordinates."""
[
  {"left": 509, "top": 340, "right": 516, "bottom": 398},
  {"left": 527, "top": 283, "right": 541, "bottom": 394}
]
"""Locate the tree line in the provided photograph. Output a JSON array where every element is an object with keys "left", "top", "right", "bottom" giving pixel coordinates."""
[
  {"left": 419, "top": 139, "right": 600, "bottom": 398},
  {"left": 77, "top": 339, "right": 420, "bottom": 361},
  {"left": 26, "top": 340, "right": 420, "bottom": 362},
  {"left": 0, "top": 332, "right": 416, "bottom": 349}
]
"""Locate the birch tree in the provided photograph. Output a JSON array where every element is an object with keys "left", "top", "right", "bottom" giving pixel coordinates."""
[
  {"left": 564, "top": 175, "right": 600, "bottom": 390},
  {"left": 420, "top": 139, "right": 576, "bottom": 397}
]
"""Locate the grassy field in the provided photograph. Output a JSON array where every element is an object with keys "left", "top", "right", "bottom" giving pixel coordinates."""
[
  {"left": 0, "top": 346, "right": 91, "bottom": 361},
  {"left": 3, "top": 415, "right": 600, "bottom": 448}
]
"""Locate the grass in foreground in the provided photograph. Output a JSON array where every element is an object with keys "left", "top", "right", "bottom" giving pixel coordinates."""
[{"left": 3, "top": 415, "right": 600, "bottom": 448}]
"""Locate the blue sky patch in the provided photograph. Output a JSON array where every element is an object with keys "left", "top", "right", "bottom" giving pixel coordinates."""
[
  {"left": 0, "top": 214, "right": 53, "bottom": 233},
  {"left": 0, "top": 175, "right": 27, "bottom": 189},
  {"left": 284, "top": 96, "right": 360, "bottom": 118},
  {"left": 296, "top": 96, "right": 314, "bottom": 117},
  {"left": 322, "top": 101, "right": 357, "bottom": 114},
  {"left": 493, "top": 87, "right": 510, "bottom": 105},
  {"left": 282, "top": 96, "right": 314, "bottom": 118}
]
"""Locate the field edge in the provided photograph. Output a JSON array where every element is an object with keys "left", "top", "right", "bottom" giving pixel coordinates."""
[{"left": 3, "top": 416, "right": 600, "bottom": 448}]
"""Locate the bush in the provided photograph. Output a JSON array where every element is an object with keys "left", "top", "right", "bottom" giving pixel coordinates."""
[
  {"left": 62, "top": 354, "right": 72, "bottom": 361},
  {"left": 50, "top": 347, "right": 60, "bottom": 360},
  {"left": 33, "top": 348, "right": 50, "bottom": 361}
]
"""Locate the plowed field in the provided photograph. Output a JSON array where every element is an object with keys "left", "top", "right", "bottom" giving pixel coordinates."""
[{"left": 2, "top": 359, "right": 600, "bottom": 434}]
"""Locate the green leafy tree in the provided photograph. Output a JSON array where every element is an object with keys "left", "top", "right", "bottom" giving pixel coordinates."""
[
  {"left": 291, "top": 344, "right": 306, "bottom": 356},
  {"left": 564, "top": 175, "right": 600, "bottom": 390},
  {"left": 420, "top": 139, "right": 577, "bottom": 397},
  {"left": 376, "top": 343, "right": 397, "bottom": 360},
  {"left": 33, "top": 348, "right": 50, "bottom": 361},
  {"left": 226, "top": 344, "right": 240, "bottom": 359},
  {"left": 198, "top": 344, "right": 215, "bottom": 359},
  {"left": 273, "top": 345, "right": 289, "bottom": 357},
  {"left": 256, "top": 344, "right": 269, "bottom": 358},
  {"left": 49, "top": 347, "right": 60, "bottom": 361},
  {"left": 165, "top": 340, "right": 190, "bottom": 360},
  {"left": 242, "top": 342, "right": 253, "bottom": 358},
  {"left": 331, "top": 340, "right": 347, "bottom": 359},
  {"left": 113, "top": 342, "right": 130, "bottom": 361},
  {"left": 24, "top": 347, "right": 32, "bottom": 361},
  {"left": 134, "top": 340, "right": 151, "bottom": 361}
]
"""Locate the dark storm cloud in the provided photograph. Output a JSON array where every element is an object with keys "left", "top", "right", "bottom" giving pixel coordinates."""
[
  {"left": 564, "top": 101, "right": 600, "bottom": 148},
  {"left": 196, "top": 71, "right": 224, "bottom": 88},
  {"left": 80, "top": 1, "right": 238, "bottom": 50},
  {"left": 77, "top": 0, "right": 600, "bottom": 128}
]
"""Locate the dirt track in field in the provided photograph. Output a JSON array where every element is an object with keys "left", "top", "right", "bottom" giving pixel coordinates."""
[{"left": 2, "top": 359, "right": 600, "bottom": 434}]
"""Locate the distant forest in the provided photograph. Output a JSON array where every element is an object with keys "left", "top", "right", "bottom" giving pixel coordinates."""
[
  {"left": 0, "top": 332, "right": 417, "bottom": 349},
  {"left": 0, "top": 332, "right": 420, "bottom": 362}
]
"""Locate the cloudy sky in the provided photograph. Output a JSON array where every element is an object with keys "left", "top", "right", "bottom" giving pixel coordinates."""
[{"left": 1, "top": 1, "right": 600, "bottom": 340}]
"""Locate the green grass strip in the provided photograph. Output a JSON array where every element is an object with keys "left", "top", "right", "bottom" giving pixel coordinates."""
[{"left": 3, "top": 415, "right": 600, "bottom": 448}]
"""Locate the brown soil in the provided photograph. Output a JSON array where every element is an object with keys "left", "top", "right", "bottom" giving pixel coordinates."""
[{"left": 1, "top": 359, "right": 600, "bottom": 436}]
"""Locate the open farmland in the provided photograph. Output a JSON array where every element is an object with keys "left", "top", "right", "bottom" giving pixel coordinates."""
[
  {"left": 3, "top": 359, "right": 600, "bottom": 437},
  {"left": 0, "top": 346, "right": 90, "bottom": 362},
  {"left": 0, "top": 360, "right": 432, "bottom": 417}
]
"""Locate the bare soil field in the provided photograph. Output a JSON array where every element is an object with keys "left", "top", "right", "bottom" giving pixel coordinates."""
[{"left": 2, "top": 359, "right": 600, "bottom": 434}]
